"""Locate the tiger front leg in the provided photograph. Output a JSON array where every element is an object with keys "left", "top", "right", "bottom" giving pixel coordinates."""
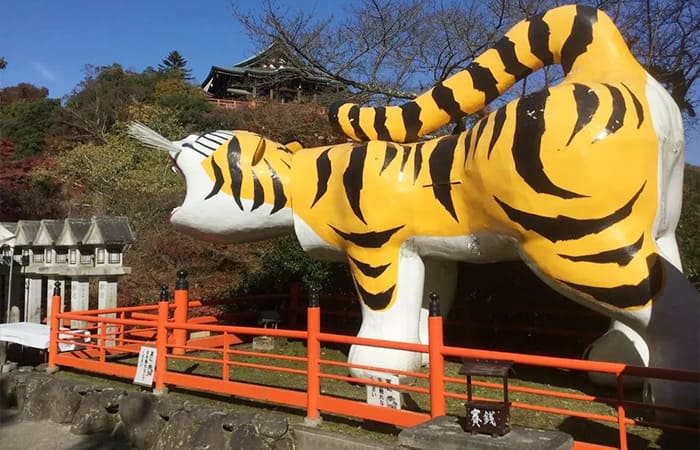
[{"left": 347, "top": 243, "right": 426, "bottom": 380}]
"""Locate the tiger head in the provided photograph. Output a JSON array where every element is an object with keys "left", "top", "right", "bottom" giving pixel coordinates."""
[{"left": 128, "top": 123, "right": 300, "bottom": 243}]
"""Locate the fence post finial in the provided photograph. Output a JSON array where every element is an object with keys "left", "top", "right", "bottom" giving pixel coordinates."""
[{"left": 429, "top": 291, "right": 440, "bottom": 317}]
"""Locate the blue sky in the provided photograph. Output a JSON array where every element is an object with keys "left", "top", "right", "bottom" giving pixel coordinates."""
[{"left": 1, "top": 0, "right": 698, "bottom": 164}]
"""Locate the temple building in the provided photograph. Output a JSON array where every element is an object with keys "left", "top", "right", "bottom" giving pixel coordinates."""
[
  {"left": 0, "top": 217, "right": 135, "bottom": 325},
  {"left": 201, "top": 40, "right": 346, "bottom": 104}
]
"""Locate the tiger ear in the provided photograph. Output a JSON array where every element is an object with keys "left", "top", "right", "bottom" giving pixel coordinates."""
[
  {"left": 283, "top": 140, "right": 304, "bottom": 152},
  {"left": 251, "top": 138, "right": 266, "bottom": 166}
]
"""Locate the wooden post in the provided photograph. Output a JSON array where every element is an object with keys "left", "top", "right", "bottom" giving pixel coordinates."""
[
  {"left": 47, "top": 282, "right": 62, "bottom": 373},
  {"left": 428, "top": 292, "right": 446, "bottom": 417},
  {"left": 305, "top": 289, "right": 322, "bottom": 426},
  {"left": 173, "top": 270, "right": 188, "bottom": 356}
]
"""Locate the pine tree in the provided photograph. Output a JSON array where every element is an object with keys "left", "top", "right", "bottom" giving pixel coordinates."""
[
  {"left": 0, "top": 57, "right": 7, "bottom": 70},
  {"left": 158, "top": 50, "right": 192, "bottom": 81}
]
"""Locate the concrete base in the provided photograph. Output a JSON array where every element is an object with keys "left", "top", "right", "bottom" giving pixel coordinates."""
[
  {"left": 398, "top": 416, "right": 573, "bottom": 450},
  {"left": 252, "top": 336, "right": 287, "bottom": 351},
  {"left": 292, "top": 425, "right": 393, "bottom": 450}
]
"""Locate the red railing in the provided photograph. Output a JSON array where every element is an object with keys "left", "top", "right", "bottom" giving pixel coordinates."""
[{"left": 46, "top": 279, "right": 700, "bottom": 450}]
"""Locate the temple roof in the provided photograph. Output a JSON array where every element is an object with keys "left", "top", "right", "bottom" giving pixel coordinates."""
[
  {"left": 201, "top": 40, "right": 344, "bottom": 97},
  {"left": 14, "top": 220, "right": 41, "bottom": 246},
  {"left": 83, "top": 216, "right": 136, "bottom": 245}
]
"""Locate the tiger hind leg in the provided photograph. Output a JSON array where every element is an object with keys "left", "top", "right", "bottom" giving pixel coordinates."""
[{"left": 521, "top": 239, "right": 699, "bottom": 419}]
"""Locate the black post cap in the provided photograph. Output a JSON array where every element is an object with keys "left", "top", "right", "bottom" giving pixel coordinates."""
[
  {"left": 428, "top": 291, "right": 441, "bottom": 317},
  {"left": 175, "top": 269, "right": 189, "bottom": 290},
  {"left": 308, "top": 287, "right": 320, "bottom": 308},
  {"left": 53, "top": 281, "right": 61, "bottom": 297},
  {"left": 160, "top": 285, "right": 169, "bottom": 302}
]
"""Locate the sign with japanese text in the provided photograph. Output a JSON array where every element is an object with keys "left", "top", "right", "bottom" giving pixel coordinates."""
[
  {"left": 366, "top": 374, "right": 401, "bottom": 410},
  {"left": 133, "top": 345, "right": 157, "bottom": 387}
]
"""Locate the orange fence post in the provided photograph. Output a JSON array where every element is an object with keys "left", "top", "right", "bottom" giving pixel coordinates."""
[
  {"left": 616, "top": 375, "right": 628, "bottom": 450},
  {"left": 222, "top": 331, "right": 230, "bottom": 382},
  {"left": 173, "top": 270, "right": 188, "bottom": 356},
  {"left": 47, "top": 282, "right": 62, "bottom": 373},
  {"left": 154, "top": 285, "right": 169, "bottom": 395},
  {"left": 428, "top": 292, "right": 446, "bottom": 417},
  {"left": 305, "top": 289, "right": 322, "bottom": 426},
  {"left": 99, "top": 321, "right": 107, "bottom": 363}
]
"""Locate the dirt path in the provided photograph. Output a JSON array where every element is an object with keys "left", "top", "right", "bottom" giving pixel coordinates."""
[{"left": 0, "top": 409, "right": 130, "bottom": 450}]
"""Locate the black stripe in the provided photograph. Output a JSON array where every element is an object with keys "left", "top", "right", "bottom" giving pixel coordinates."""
[
  {"left": 602, "top": 84, "right": 626, "bottom": 135},
  {"left": 196, "top": 137, "right": 219, "bottom": 150},
  {"left": 399, "top": 145, "right": 411, "bottom": 176},
  {"left": 473, "top": 116, "right": 489, "bottom": 151},
  {"left": 513, "top": 89, "right": 587, "bottom": 198},
  {"left": 400, "top": 103, "right": 422, "bottom": 142},
  {"left": 328, "top": 101, "right": 343, "bottom": 133},
  {"left": 560, "top": 5, "right": 597, "bottom": 74},
  {"left": 329, "top": 224, "right": 405, "bottom": 248},
  {"left": 277, "top": 145, "right": 294, "bottom": 155},
  {"left": 413, "top": 143, "right": 424, "bottom": 184},
  {"left": 466, "top": 62, "right": 499, "bottom": 105},
  {"left": 567, "top": 83, "right": 600, "bottom": 146},
  {"left": 463, "top": 129, "right": 474, "bottom": 162},
  {"left": 488, "top": 106, "right": 507, "bottom": 159},
  {"left": 348, "top": 105, "right": 369, "bottom": 141},
  {"left": 559, "top": 233, "right": 644, "bottom": 266},
  {"left": 265, "top": 159, "right": 287, "bottom": 214},
  {"left": 431, "top": 81, "right": 463, "bottom": 122},
  {"left": 227, "top": 137, "right": 244, "bottom": 210},
  {"left": 528, "top": 13, "right": 554, "bottom": 66},
  {"left": 343, "top": 144, "right": 368, "bottom": 224},
  {"left": 493, "top": 37, "right": 533, "bottom": 79},
  {"left": 311, "top": 148, "right": 332, "bottom": 208},
  {"left": 357, "top": 283, "right": 395, "bottom": 310},
  {"left": 204, "top": 158, "right": 224, "bottom": 200},
  {"left": 279, "top": 158, "right": 291, "bottom": 169},
  {"left": 182, "top": 142, "right": 208, "bottom": 158},
  {"left": 560, "top": 253, "right": 664, "bottom": 309},
  {"left": 493, "top": 183, "right": 645, "bottom": 242},
  {"left": 374, "top": 107, "right": 391, "bottom": 141},
  {"left": 621, "top": 82, "right": 644, "bottom": 128},
  {"left": 250, "top": 170, "right": 264, "bottom": 211},
  {"left": 429, "top": 136, "right": 459, "bottom": 222},
  {"left": 203, "top": 134, "right": 226, "bottom": 144},
  {"left": 348, "top": 255, "right": 390, "bottom": 278},
  {"left": 380, "top": 144, "right": 398, "bottom": 175}
]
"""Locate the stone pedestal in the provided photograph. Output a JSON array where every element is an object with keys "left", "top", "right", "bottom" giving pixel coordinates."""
[
  {"left": 398, "top": 416, "right": 573, "bottom": 450},
  {"left": 70, "top": 278, "right": 89, "bottom": 328},
  {"left": 98, "top": 279, "right": 117, "bottom": 346},
  {"left": 25, "top": 276, "right": 43, "bottom": 323}
]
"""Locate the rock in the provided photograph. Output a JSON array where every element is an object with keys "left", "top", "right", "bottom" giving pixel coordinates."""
[
  {"left": 22, "top": 377, "right": 82, "bottom": 423},
  {"left": 34, "top": 363, "right": 48, "bottom": 372},
  {"left": 100, "top": 387, "right": 126, "bottom": 413},
  {"left": 152, "top": 409, "right": 200, "bottom": 450},
  {"left": 191, "top": 410, "right": 234, "bottom": 450},
  {"left": 254, "top": 412, "right": 288, "bottom": 440},
  {"left": 70, "top": 391, "right": 115, "bottom": 435},
  {"left": 155, "top": 395, "right": 186, "bottom": 419},
  {"left": 119, "top": 392, "right": 167, "bottom": 450},
  {"left": 15, "top": 372, "right": 54, "bottom": 417},
  {"left": 230, "top": 423, "right": 271, "bottom": 450}
]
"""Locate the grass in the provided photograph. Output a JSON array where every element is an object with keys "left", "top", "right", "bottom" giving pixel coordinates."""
[{"left": 56, "top": 339, "right": 698, "bottom": 449}]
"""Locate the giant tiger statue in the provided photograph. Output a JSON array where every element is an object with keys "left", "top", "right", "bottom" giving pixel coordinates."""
[{"left": 130, "top": 5, "right": 698, "bottom": 413}]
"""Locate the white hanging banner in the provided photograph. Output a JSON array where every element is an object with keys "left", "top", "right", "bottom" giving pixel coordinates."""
[
  {"left": 133, "top": 345, "right": 157, "bottom": 387},
  {"left": 366, "top": 374, "right": 401, "bottom": 410}
]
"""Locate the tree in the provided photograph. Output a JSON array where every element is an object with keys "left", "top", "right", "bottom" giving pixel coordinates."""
[
  {"left": 0, "top": 83, "right": 49, "bottom": 103},
  {"left": 159, "top": 50, "right": 193, "bottom": 81},
  {"left": 0, "top": 98, "right": 63, "bottom": 157},
  {"left": 235, "top": 0, "right": 699, "bottom": 117},
  {"left": 0, "top": 57, "right": 6, "bottom": 70}
]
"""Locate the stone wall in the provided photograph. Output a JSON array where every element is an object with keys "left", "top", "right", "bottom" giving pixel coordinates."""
[{"left": 0, "top": 366, "right": 294, "bottom": 450}]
